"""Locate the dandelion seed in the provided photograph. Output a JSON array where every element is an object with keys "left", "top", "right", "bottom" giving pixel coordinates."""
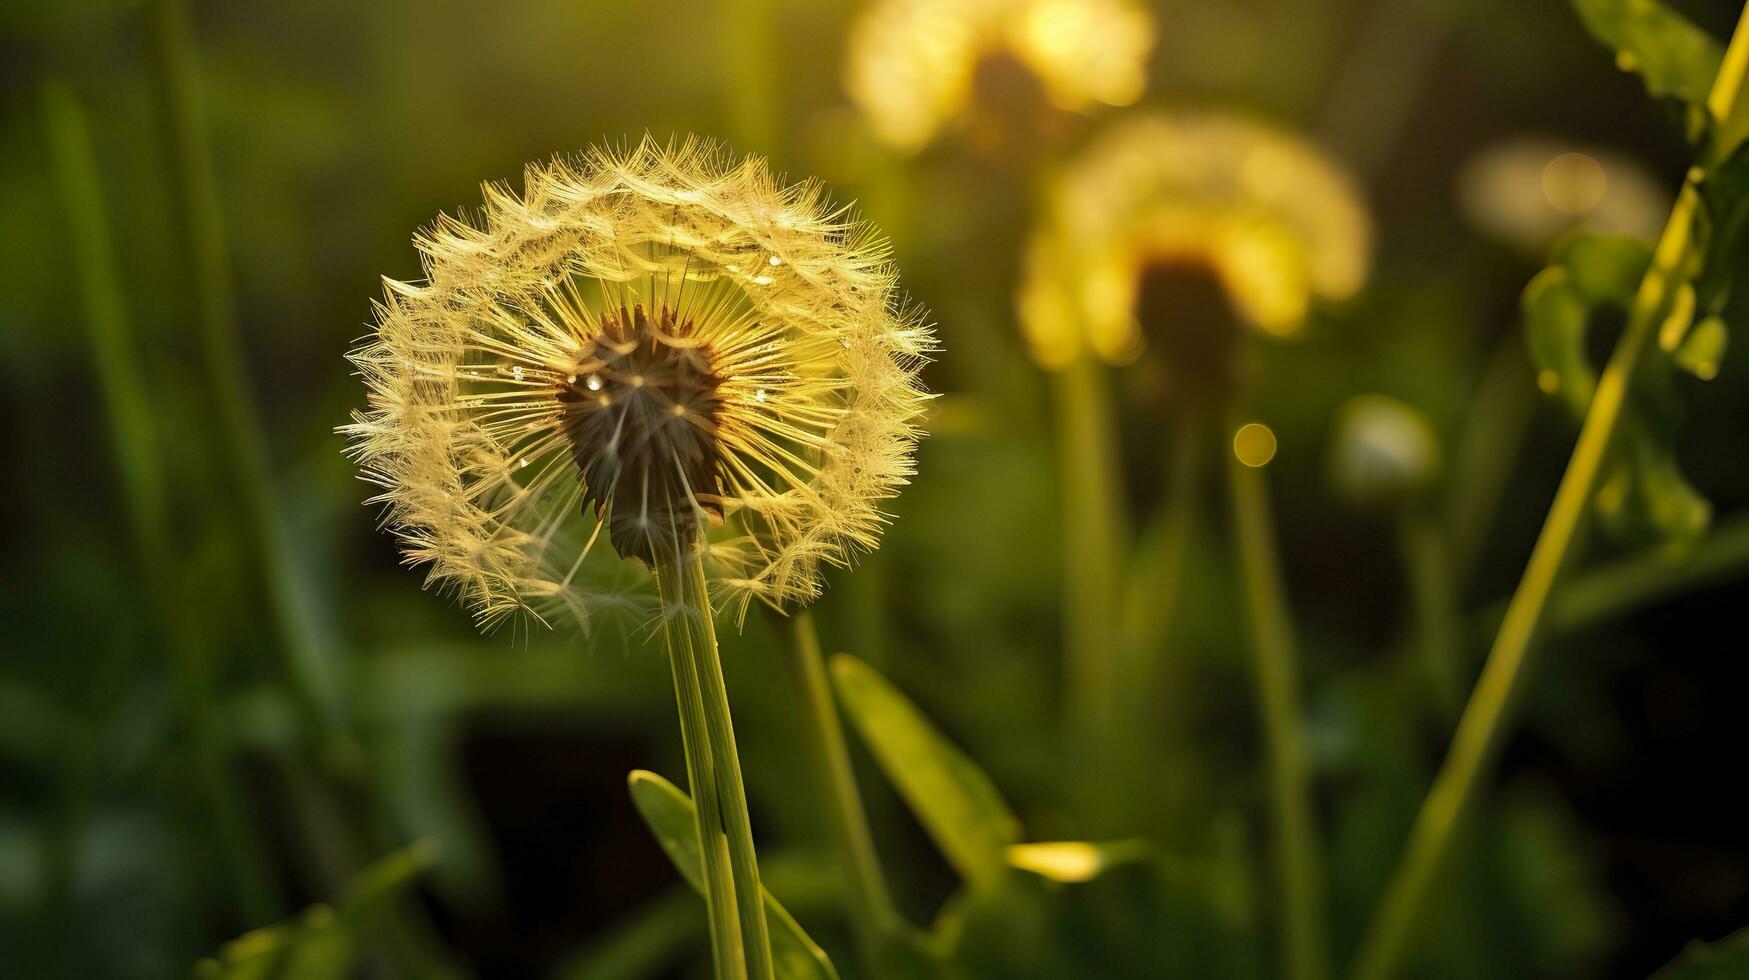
[{"left": 343, "top": 136, "right": 934, "bottom": 629}]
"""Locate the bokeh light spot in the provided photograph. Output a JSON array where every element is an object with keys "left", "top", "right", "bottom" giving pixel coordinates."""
[
  {"left": 1542, "top": 152, "right": 1607, "bottom": 215},
  {"left": 1233, "top": 422, "right": 1277, "bottom": 467}
]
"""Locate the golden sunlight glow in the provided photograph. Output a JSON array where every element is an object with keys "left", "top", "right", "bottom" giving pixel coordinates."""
[
  {"left": 1019, "top": 113, "right": 1372, "bottom": 369},
  {"left": 845, "top": 0, "right": 1154, "bottom": 152}
]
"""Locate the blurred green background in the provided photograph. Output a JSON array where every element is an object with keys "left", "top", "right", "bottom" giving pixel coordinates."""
[{"left": 3, "top": 0, "right": 1748, "bottom": 977}]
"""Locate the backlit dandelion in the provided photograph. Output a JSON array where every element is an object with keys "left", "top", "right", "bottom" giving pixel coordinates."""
[
  {"left": 346, "top": 135, "right": 933, "bottom": 979},
  {"left": 344, "top": 136, "right": 934, "bottom": 631},
  {"left": 1019, "top": 113, "right": 1372, "bottom": 376},
  {"left": 845, "top": 0, "right": 1154, "bottom": 153}
]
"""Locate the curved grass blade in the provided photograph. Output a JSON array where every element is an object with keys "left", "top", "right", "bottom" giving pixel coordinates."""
[
  {"left": 829, "top": 655, "right": 1021, "bottom": 890},
  {"left": 1652, "top": 926, "right": 1749, "bottom": 979},
  {"left": 194, "top": 839, "right": 439, "bottom": 980}
]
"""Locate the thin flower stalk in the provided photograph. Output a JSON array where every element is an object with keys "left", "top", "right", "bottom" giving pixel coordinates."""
[
  {"left": 659, "top": 545, "right": 767, "bottom": 979},
  {"left": 1111, "top": 420, "right": 1201, "bottom": 831},
  {"left": 1353, "top": 8, "right": 1749, "bottom": 977},
  {"left": 149, "top": 0, "right": 341, "bottom": 733},
  {"left": 1397, "top": 507, "right": 1462, "bottom": 719},
  {"left": 1226, "top": 429, "right": 1327, "bottom": 980},
  {"left": 772, "top": 608, "right": 901, "bottom": 963},
  {"left": 1054, "top": 354, "right": 1127, "bottom": 827}
]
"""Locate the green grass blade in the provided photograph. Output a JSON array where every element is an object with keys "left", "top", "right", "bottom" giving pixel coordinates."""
[
  {"left": 1651, "top": 926, "right": 1749, "bottom": 979},
  {"left": 194, "top": 840, "right": 438, "bottom": 980},
  {"left": 829, "top": 655, "right": 1021, "bottom": 890}
]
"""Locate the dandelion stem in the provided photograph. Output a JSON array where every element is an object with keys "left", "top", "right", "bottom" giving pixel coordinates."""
[
  {"left": 1353, "top": 10, "right": 1749, "bottom": 977},
  {"left": 1054, "top": 355, "right": 1127, "bottom": 829},
  {"left": 771, "top": 608, "right": 901, "bottom": 964},
  {"left": 1397, "top": 507, "right": 1462, "bottom": 719},
  {"left": 657, "top": 545, "right": 774, "bottom": 980},
  {"left": 1113, "top": 420, "right": 1201, "bottom": 830},
  {"left": 1226, "top": 425, "right": 1326, "bottom": 980},
  {"left": 40, "top": 78, "right": 279, "bottom": 924}
]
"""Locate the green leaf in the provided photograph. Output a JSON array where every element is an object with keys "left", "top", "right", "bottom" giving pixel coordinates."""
[
  {"left": 1651, "top": 926, "right": 1749, "bottom": 979},
  {"left": 830, "top": 655, "right": 1023, "bottom": 890},
  {"left": 626, "top": 771, "right": 840, "bottom": 980},
  {"left": 193, "top": 840, "right": 439, "bottom": 980},
  {"left": 1674, "top": 315, "right": 1728, "bottom": 378},
  {"left": 1694, "top": 144, "right": 1749, "bottom": 316},
  {"left": 1573, "top": 0, "right": 1724, "bottom": 107},
  {"left": 1522, "top": 232, "right": 1712, "bottom": 548},
  {"left": 1005, "top": 840, "right": 1153, "bottom": 883}
]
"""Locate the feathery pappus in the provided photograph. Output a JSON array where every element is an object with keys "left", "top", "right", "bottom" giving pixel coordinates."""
[{"left": 344, "top": 136, "right": 935, "bottom": 631}]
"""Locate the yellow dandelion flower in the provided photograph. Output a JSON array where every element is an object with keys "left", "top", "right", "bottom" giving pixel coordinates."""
[
  {"left": 845, "top": 0, "right": 1154, "bottom": 153},
  {"left": 1019, "top": 113, "right": 1372, "bottom": 375},
  {"left": 344, "top": 136, "right": 935, "bottom": 630}
]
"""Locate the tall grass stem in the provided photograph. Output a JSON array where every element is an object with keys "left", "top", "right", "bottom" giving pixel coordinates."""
[
  {"left": 1352, "top": 9, "right": 1749, "bottom": 976},
  {"left": 149, "top": 0, "right": 339, "bottom": 734},
  {"left": 41, "top": 78, "right": 279, "bottom": 924},
  {"left": 772, "top": 608, "right": 901, "bottom": 963},
  {"left": 1226, "top": 430, "right": 1327, "bottom": 980},
  {"left": 1398, "top": 508, "right": 1462, "bottom": 719}
]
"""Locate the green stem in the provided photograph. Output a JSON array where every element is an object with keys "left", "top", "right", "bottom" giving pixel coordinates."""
[
  {"left": 1226, "top": 425, "right": 1326, "bottom": 980},
  {"left": 1113, "top": 419, "right": 1202, "bottom": 831},
  {"left": 40, "top": 79, "right": 279, "bottom": 924},
  {"left": 1352, "top": 11, "right": 1749, "bottom": 976},
  {"left": 772, "top": 608, "right": 901, "bottom": 964},
  {"left": 149, "top": 0, "right": 340, "bottom": 736},
  {"left": 657, "top": 547, "right": 774, "bottom": 980},
  {"left": 1397, "top": 507, "right": 1463, "bottom": 720},
  {"left": 1054, "top": 356, "right": 1127, "bottom": 828}
]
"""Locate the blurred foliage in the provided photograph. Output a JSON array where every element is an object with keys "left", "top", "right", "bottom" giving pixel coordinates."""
[
  {"left": 194, "top": 840, "right": 440, "bottom": 980},
  {"left": 4, "top": 0, "right": 1749, "bottom": 978}
]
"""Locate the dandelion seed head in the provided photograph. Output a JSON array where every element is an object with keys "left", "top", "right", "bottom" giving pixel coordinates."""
[{"left": 344, "top": 136, "right": 935, "bottom": 631}]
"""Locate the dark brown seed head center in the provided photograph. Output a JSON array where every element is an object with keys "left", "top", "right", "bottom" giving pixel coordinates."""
[{"left": 557, "top": 302, "right": 726, "bottom": 564}]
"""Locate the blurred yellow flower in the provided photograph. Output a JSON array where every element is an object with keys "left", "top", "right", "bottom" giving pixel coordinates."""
[
  {"left": 344, "top": 137, "right": 934, "bottom": 629},
  {"left": 845, "top": 0, "right": 1154, "bottom": 153},
  {"left": 1018, "top": 113, "right": 1372, "bottom": 371},
  {"left": 1456, "top": 136, "right": 1669, "bottom": 257}
]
